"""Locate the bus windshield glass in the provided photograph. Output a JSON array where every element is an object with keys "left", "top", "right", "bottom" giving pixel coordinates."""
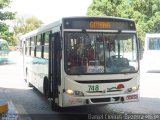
[{"left": 65, "top": 32, "right": 138, "bottom": 74}]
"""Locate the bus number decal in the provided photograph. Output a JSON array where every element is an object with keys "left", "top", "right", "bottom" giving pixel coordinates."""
[{"left": 88, "top": 85, "right": 99, "bottom": 92}]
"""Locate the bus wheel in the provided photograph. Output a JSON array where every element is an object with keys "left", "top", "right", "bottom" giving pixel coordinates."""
[
  {"left": 43, "top": 77, "right": 50, "bottom": 98},
  {"left": 26, "top": 69, "right": 32, "bottom": 87}
]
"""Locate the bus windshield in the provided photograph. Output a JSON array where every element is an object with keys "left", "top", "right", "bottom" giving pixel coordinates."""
[{"left": 65, "top": 32, "right": 138, "bottom": 74}]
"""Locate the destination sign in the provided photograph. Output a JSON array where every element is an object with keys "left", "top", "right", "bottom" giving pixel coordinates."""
[
  {"left": 63, "top": 17, "right": 136, "bottom": 30},
  {"left": 89, "top": 21, "right": 111, "bottom": 29}
]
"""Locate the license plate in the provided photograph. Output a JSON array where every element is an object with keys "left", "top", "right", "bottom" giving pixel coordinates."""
[{"left": 126, "top": 94, "right": 138, "bottom": 100}]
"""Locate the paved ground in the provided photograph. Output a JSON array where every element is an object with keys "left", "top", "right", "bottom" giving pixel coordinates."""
[
  {"left": 1, "top": 52, "right": 160, "bottom": 120},
  {"left": 0, "top": 52, "right": 53, "bottom": 120}
]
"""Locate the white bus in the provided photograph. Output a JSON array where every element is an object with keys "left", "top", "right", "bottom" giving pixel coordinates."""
[
  {"left": 143, "top": 33, "right": 160, "bottom": 72},
  {"left": 21, "top": 16, "right": 140, "bottom": 110}
]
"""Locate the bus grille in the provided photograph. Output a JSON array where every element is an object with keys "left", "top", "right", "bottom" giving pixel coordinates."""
[
  {"left": 91, "top": 98, "right": 111, "bottom": 103},
  {"left": 90, "top": 97, "right": 120, "bottom": 103}
]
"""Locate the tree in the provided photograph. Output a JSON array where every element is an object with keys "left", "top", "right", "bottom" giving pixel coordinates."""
[
  {"left": 87, "top": 0, "right": 160, "bottom": 46},
  {"left": 0, "top": 0, "right": 16, "bottom": 45},
  {"left": 87, "top": 0, "right": 129, "bottom": 17},
  {"left": 13, "top": 16, "right": 43, "bottom": 46},
  {"left": 13, "top": 16, "right": 43, "bottom": 36}
]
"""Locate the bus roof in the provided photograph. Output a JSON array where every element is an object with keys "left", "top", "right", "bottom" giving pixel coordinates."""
[
  {"left": 145, "top": 33, "right": 160, "bottom": 38},
  {"left": 62, "top": 16, "right": 135, "bottom": 22},
  {"left": 20, "top": 20, "right": 61, "bottom": 40},
  {"left": 20, "top": 16, "right": 135, "bottom": 40},
  {"left": 0, "top": 39, "right": 7, "bottom": 42}
]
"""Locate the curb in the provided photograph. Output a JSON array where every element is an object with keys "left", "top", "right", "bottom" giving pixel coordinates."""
[{"left": 0, "top": 100, "right": 32, "bottom": 120}]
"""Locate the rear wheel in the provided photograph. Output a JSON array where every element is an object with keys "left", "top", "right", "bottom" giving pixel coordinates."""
[{"left": 43, "top": 77, "right": 51, "bottom": 98}]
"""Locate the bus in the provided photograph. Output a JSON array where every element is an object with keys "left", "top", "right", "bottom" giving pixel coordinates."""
[
  {"left": 143, "top": 33, "right": 160, "bottom": 72},
  {"left": 20, "top": 16, "right": 140, "bottom": 110},
  {"left": 0, "top": 39, "right": 9, "bottom": 64}
]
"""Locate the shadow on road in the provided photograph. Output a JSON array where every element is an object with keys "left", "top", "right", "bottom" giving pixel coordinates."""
[{"left": 1, "top": 86, "right": 160, "bottom": 120}]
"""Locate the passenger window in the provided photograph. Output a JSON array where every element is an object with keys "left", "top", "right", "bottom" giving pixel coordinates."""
[
  {"left": 31, "top": 37, "right": 35, "bottom": 57},
  {"left": 36, "top": 34, "right": 42, "bottom": 58},
  {"left": 44, "top": 31, "right": 49, "bottom": 59},
  {"left": 27, "top": 38, "right": 31, "bottom": 56},
  {"left": 34, "top": 36, "right": 37, "bottom": 57}
]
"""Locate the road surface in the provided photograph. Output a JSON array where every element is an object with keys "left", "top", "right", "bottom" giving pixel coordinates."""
[{"left": 0, "top": 51, "right": 160, "bottom": 120}]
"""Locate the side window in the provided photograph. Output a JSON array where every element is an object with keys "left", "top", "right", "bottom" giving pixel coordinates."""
[
  {"left": 34, "top": 36, "right": 37, "bottom": 57},
  {"left": 29, "top": 38, "right": 31, "bottom": 56},
  {"left": 36, "top": 34, "right": 42, "bottom": 58},
  {"left": 26, "top": 38, "right": 30, "bottom": 56},
  {"left": 25, "top": 39, "right": 27, "bottom": 55},
  {"left": 44, "top": 31, "right": 49, "bottom": 59},
  {"left": 31, "top": 37, "right": 35, "bottom": 57},
  {"left": 41, "top": 33, "right": 45, "bottom": 58}
]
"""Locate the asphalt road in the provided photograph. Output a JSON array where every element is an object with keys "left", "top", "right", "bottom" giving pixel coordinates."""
[{"left": 0, "top": 51, "right": 160, "bottom": 120}]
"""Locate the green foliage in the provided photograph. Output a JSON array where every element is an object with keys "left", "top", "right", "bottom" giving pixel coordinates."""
[
  {"left": 0, "top": 0, "right": 11, "bottom": 9},
  {"left": 87, "top": 0, "right": 160, "bottom": 47},
  {"left": 0, "top": 11, "right": 15, "bottom": 20},
  {"left": 13, "top": 16, "right": 43, "bottom": 35},
  {"left": 87, "top": 0, "right": 129, "bottom": 16},
  {"left": 0, "top": 0, "right": 16, "bottom": 46}
]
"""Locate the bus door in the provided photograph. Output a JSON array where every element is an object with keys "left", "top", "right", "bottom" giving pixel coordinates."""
[{"left": 49, "top": 32, "right": 61, "bottom": 103}]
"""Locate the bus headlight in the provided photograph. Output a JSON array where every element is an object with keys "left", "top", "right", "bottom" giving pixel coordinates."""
[
  {"left": 125, "top": 86, "right": 139, "bottom": 93},
  {"left": 66, "top": 89, "right": 84, "bottom": 96},
  {"left": 66, "top": 89, "right": 74, "bottom": 95}
]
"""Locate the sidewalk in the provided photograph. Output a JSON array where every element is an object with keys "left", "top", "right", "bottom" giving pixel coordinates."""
[
  {"left": 0, "top": 100, "right": 32, "bottom": 120},
  {"left": 0, "top": 100, "right": 18, "bottom": 120}
]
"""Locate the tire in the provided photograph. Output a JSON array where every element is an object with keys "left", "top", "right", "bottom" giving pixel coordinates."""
[{"left": 43, "top": 77, "right": 50, "bottom": 98}]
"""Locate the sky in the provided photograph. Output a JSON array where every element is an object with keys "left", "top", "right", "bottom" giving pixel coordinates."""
[{"left": 9, "top": 0, "right": 92, "bottom": 24}]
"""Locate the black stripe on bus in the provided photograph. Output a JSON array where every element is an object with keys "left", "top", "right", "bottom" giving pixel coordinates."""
[{"left": 75, "top": 78, "right": 132, "bottom": 84}]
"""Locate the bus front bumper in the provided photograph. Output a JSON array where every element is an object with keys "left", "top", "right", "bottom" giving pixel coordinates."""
[{"left": 62, "top": 92, "right": 139, "bottom": 107}]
